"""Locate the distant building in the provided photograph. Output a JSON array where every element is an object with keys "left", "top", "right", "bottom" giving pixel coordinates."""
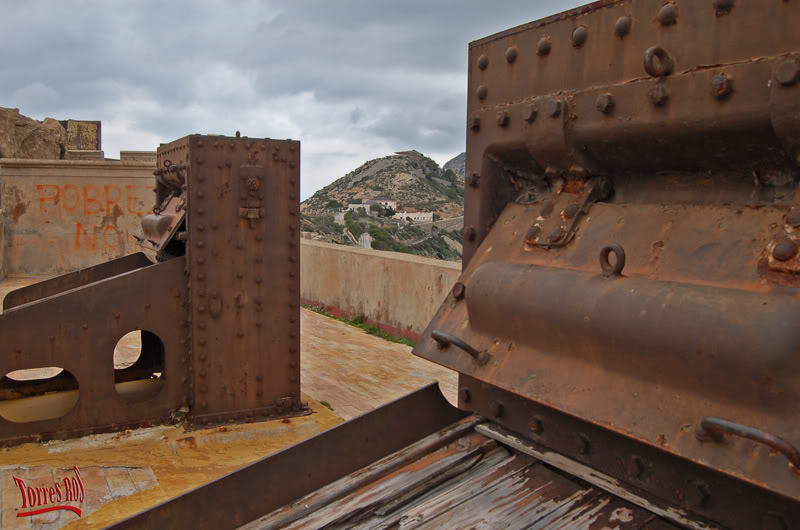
[
  {"left": 393, "top": 211, "right": 433, "bottom": 223},
  {"left": 347, "top": 196, "right": 397, "bottom": 214},
  {"left": 358, "top": 232, "right": 374, "bottom": 249},
  {"left": 334, "top": 212, "right": 346, "bottom": 224}
]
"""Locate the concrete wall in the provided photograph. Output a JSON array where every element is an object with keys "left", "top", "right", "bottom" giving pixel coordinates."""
[
  {"left": 0, "top": 158, "right": 156, "bottom": 275},
  {"left": 300, "top": 240, "right": 461, "bottom": 338},
  {"left": 0, "top": 210, "right": 5, "bottom": 280}
]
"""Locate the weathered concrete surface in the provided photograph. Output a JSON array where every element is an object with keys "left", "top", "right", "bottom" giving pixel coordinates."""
[
  {"left": 0, "top": 159, "right": 155, "bottom": 275},
  {"left": 0, "top": 211, "right": 5, "bottom": 281},
  {"left": 300, "top": 239, "right": 461, "bottom": 337}
]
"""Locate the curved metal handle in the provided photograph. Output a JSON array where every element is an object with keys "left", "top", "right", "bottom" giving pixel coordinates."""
[
  {"left": 696, "top": 417, "right": 800, "bottom": 472},
  {"left": 431, "top": 331, "right": 490, "bottom": 365}
]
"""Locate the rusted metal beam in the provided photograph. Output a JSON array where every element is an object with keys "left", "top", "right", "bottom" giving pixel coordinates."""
[{"left": 112, "top": 383, "right": 467, "bottom": 530}]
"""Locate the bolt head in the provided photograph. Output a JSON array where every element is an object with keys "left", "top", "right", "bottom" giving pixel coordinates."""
[
  {"left": 522, "top": 103, "right": 538, "bottom": 123},
  {"left": 596, "top": 93, "right": 615, "bottom": 113},
  {"left": 657, "top": 3, "right": 678, "bottom": 25},
  {"left": 563, "top": 203, "right": 580, "bottom": 219},
  {"left": 469, "top": 115, "right": 481, "bottom": 131},
  {"left": 546, "top": 99, "right": 562, "bottom": 118},
  {"left": 537, "top": 36, "right": 552, "bottom": 56},
  {"left": 713, "top": 0, "right": 735, "bottom": 14},
  {"left": 773, "top": 238, "right": 798, "bottom": 261},
  {"left": 615, "top": 16, "right": 632, "bottom": 38},
  {"left": 776, "top": 59, "right": 800, "bottom": 86},
  {"left": 505, "top": 46, "right": 518, "bottom": 63},
  {"left": 711, "top": 73, "right": 733, "bottom": 100},
  {"left": 477, "top": 54, "right": 489, "bottom": 70},
  {"left": 460, "top": 387, "right": 471, "bottom": 403},
  {"left": 648, "top": 84, "right": 669, "bottom": 106},
  {"left": 468, "top": 173, "right": 480, "bottom": 187},
  {"left": 578, "top": 434, "right": 591, "bottom": 455},
  {"left": 686, "top": 482, "right": 710, "bottom": 508},
  {"left": 494, "top": 401, "right": 504, "bottom": 418},
  {"left": 452, "top": 282, "right": 466, "bottom": 300},
  {"left": 496, "top": 110, "right": 510, "bottom": 127},
  {"left": 572, "top": 26, "right": 588, "bottom": 48},
  {"left": 628, "top": 456, "right": 645, "bottom": 478},
  {"left": 526, "top": 225, "right": 541, "bottom": 241},
  {"left": 787, "top": 206, "right": 800, "bottom": 227},
  {"left": 477, "top": 85, "right": 488, "bottom": 100},
  {"left": 547, "top": 226, "right": 566, "bottom": 243}
]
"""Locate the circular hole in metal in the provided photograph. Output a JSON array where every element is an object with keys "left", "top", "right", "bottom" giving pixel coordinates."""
[{"left": 114, "top": 330, "right": 165, "bottom": 401}]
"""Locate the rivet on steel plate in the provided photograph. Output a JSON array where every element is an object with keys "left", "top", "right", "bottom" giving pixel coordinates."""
[
  {"left": 711, "top": 73, "right": 733, "bottom": 100},
  {"left": 477, "top": 85, "right": 488, "bottom": 100},
  {"left": 495, "top": 110, "right": 510, "bottom": 127},
  {"left": 469, "top": 115, "right": 481, "bottom": 131},
  {"left": 540, "top": 200, "right": 555, "bottom": 216},
  {"left": 199, "top": 370, "right": 207, "bottom": 378},
  {"left": 460, "top": 387, "right": 471, "bottom": 404},
  {"left": 81, "top": 324, "right": 89, "bottom": 330},
  {"left": 563, "top": 203, "right": 580, "bottom": 219},
  {"left": 465, "top": 226, "right": 477, "bottom": 242},
  {"left": 687, "top": 481, "right": 710, "bottom": 508},
  {"left": 201, "top": 401, "right": 208, "bottom": 408},
  {"left": 196, "top": 191, "right": 205, "bottom": 198},
  {"left": 615, "top": 16, "right": 632, "bottom": 38},
  {"left": 776, "top": 59, "right": 800, "bottom": 86},
  {"left": 648, "top": 84, "right": 669, "bottom": 106},
  {"left": 600, "top": 244, "right": 626, "bottom": 276},
  {"left": 537, "top": 36, "right": 552, "bottom": 56},
  {"left": 237, "top": 330, "right": 244, "bottom": 338},
  {"left": 596, "top": 93, "right": 615, "bottom": 113},
  {"left": 572, "top": 26, "right": 587, "bottom": 48},
  {"left": 468, "top": 173, "right": 480, "bottom": 187},
  {"left": 773, "top": 238, "right": 798, "bottom": 261},
  {"left": 657, "top": 3, "right": 678, "bottom": 25},
  {"left": 494, "top": 401, "right": 505, "bottom": 418},
  {"left": 452, "top": 282, "right": 466, "bottom": 300},
  {"left": 505, "top": 46, "right": 518, "bottom": 63},
  {"left": 713, "top": 0, "right": 735, "bottom": 15},
  {"left": 578, "top": 434, "right": 591, "bottom": 455},
  {"left": 522, "top": 103, "right": 537, "bottom": 123},
  {"left": 526, "top": 225, "right": 541, "bottom": 241},
  {"left": 787, "top": 206, "right": 800, "bottom": 228},
  {"left": 531, "top": 419, "right": 544, "bottom": 434},
  {"left": 477, "top": 54, "right": 489, "bottom": 70},
  {"left": 628, "top": 456, "right": 645, "bottom": 478},
  {"left": 644, "top": 47, "right": 674, "bottom": 77},
  {"left": 547, "top": 227, "right": 565, "bottom": 243},
  {"left": 546, "top": 99, "right": 562, "bottom": 118},
  {"left": 431, "top": 330, "right": 490, "bottom": 365}
]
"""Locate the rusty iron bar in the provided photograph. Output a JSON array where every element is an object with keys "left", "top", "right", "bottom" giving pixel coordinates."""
[
  {"left": 430, "top": 330, "right": 490, "bottom": 365},
  {"left": 696, "top": 417, "right": 800, "bottom": 472},
  {"left": 112, "top": 384, "right": 467, "bottom": 530}
]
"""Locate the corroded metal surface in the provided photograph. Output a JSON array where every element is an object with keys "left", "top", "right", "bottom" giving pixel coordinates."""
[
  {"left": 413, "top": 0, "right": 800, "bottom": 526},
  {"left": 0, "top": 134, "right": 303, "bottom": 444}
]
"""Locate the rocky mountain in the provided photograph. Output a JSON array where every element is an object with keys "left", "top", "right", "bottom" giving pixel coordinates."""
[
  {"left": 300, "top": 150, "right": 467, "bottom": 261},
  {"left": 0, "top": 107, "right": 66, "bottom": 159},
  {"left": 443, "top": 152, "right": 465, "bottom": 180},
  {"left": 301, "top": 150, "right": 464, "bottom": 219}
]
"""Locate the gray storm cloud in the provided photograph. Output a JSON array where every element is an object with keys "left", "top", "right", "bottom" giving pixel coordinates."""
[{"left": 0, "top": 0, "right": 583, "bottom": 199}]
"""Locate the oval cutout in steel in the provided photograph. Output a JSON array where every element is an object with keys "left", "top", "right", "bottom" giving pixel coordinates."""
[
  {"left": 0, "top": 368, "right": 79, "bottom": 423},
  {"left": 114, "top": 330, "right": 165, "bottom": 401}
]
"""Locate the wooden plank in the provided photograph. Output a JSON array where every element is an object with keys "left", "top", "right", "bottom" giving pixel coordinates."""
[
  {"left": 410, "top": 463, "right": 599, "bottom": 529},
  {"left": 283, "top": 431, "right": 496, "bottom": 529},
  {"left": 241, "top": 415, "right": 482, "bottom": 530},
  {"left": 350, "top": 446, "right": 514, "bottom": 530},
  {"left": 476, "top": 423, "right": 717, "bottom": 530},
  {"left": 397, "top": 453, "right": 538, "bottom": 529},
  {"left": 530, "top": 493, "right": 661, "bottom": 529}
]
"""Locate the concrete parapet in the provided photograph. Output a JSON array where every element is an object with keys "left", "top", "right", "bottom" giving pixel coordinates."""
[
  {"left": 0, "top": 209, "right": 5, "bottom": 281},
  {"left": 300, "top": 239, "right": 461, "bottom": 338},
  {"left": 0, "top": 158, "right": 156, "bottom": 275}
]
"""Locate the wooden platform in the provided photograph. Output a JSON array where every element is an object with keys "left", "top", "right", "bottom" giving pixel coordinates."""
[{"left": 242, "top": 417, "right": 678, "bottom": 530}]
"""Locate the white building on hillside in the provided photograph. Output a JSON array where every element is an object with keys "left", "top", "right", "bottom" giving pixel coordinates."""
[{"left": 393, "top": 211, "right": 434, "bottom": 223}]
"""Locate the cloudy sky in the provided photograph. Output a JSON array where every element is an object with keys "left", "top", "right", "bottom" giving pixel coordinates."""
[{"left": 1, "top": 0, "right": 582, "bottom": 200}]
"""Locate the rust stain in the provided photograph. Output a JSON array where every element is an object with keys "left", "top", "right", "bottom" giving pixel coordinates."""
[{"left": 11, "top": 201, "right": 27, "bottom": 222}]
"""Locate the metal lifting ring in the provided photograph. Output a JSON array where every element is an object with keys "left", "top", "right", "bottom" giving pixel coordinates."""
[
  {"left": 599, "top": 244, "right": 626, "bottom": 276},
  {"left": 644, "top": 47, "right": 674, "bottom": 77}
]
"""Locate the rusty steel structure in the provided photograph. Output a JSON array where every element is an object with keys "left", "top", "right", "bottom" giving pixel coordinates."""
[
  {"left": 0, "top": 134, "right": 304, "bottom": 445},
  {"left": 116, "top": 1, "right": 800, "bottom": 528}
]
